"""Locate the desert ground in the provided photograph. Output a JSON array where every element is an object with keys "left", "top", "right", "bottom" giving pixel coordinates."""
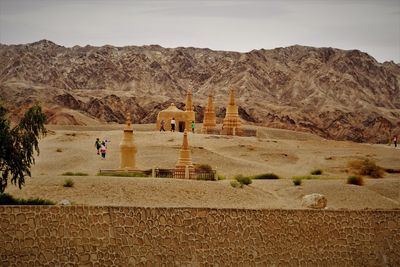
[{"left": 5, "top": 123, "right": 400, "bottom": 210}]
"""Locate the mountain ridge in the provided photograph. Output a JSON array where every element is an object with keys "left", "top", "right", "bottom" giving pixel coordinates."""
[{"left": 1, "top": 40, "right": 399, "bottom": 143}]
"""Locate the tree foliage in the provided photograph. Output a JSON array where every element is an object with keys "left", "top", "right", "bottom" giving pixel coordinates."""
[{"left": 0, "top": 104, "right": 47, "bottom": 193}]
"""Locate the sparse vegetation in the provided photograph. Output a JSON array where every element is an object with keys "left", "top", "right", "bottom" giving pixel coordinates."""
[
  {"left": 252, "top": 173, "right": 280, "bottom": 180},
  {"left": 194, "top": 164, "right": 213, "bottom": 172},
  {"left": 217, "top": 174, "right": 226, "bottom": 180},
  {"left": 310, "top": 169, "right": 323, "bottom": 175},
  {"left": 347, "top": 176, "right": 364, "bottom": 186},
  {"left": 230, "top": 180, "right": 241, "bottom": 188},
  {"left": 62, "top": 172, "right": 88, "bottom": 176},
  {"left": 348, "top": 159, "right": 384, "bottom": 178},
  {"left": 385, "top": 168, "right": 400, "bottom": 174},
  {"left": 293, "top": 178, "right": 302, "bottom": 186},
  {"left": 97, "top": 171, "right": 150, "bottom": 177},
  {"left": 63, "top": 178, "right": 74, "bottom": 187},
  {"left": 0, "top": 193, "right": 54, "bottom": 205},
  {"left": 292, "top": 175, "right": 318, "bottom": 180},
  {"left": 234, "top": 175, "right": 252, "bottom": 186}
]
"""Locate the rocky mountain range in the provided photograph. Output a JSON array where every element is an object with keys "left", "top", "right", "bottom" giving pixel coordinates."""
[{"left": 0, "top": 39, "right": 399, "bottom": 143}]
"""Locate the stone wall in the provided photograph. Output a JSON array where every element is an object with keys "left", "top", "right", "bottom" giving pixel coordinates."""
[{"left": 0, "top": 206, "right": 399, "bottom": 266}]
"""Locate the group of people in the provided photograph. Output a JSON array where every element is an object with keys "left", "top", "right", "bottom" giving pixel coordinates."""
[
  {"left": 159, "top": 118, "right": 195, "bottom": 133},
  {"left": 95, "top": 138, "right": 109, "bottom": 159},
  {"left": 96, "top": 118, "right": 198, "bottom": 159}
]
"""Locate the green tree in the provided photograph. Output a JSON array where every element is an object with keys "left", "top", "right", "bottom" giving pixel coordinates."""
[{"left": 0, "top": 104, "right": 47, "bottom": 193}]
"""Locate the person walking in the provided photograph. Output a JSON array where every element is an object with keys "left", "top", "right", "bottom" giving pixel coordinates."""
[
  {"left": 100, "top": 141, "right": 107, "bottom": 159},
  {"left": 171, "top": 117, "right": 176, "bottom": 132},
  {"left": 160, "top": 119, "right": 166, "bottom": 131},
  {"left": 103, "top": 137, "right": 110, "bottom": 147},
  {"left": 394, "top": 135, "right": 398, "bottom": 148},
  {"left": 191, "top": 121, "right": 195, "bottom": 133},
  {"left": 95, "top": 138, "right": 101, "bottom": 155}
]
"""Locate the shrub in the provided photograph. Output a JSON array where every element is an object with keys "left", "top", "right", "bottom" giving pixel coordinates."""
[
  {"left": 194, "top": 164, "right": 213, "bottom": 172},
  {"left": 0, "top": 193, "right": 54, "bottom": 205},
  {"left": 74, "top": 172, "right": 88, "bottom": 176},
  {"left": 252, "top": 173, "right": 280, "bottom": 179},
  {"left": 293, "top": 178, "right": 302, "bottom": 186},
  {"left": 348, "top": 159, "right": 384, "bottom": 178},
  {"left": 230, "top": 180, "right": 241, "bottom": 188},
  {"left": 310, "top": 169, "right": 323, "bottom": 175},
  {"left": 61, "top": 172, "right": 88, "bottom": 176},
  {"left": 63, "top": 178, "right": 74, "bottom": 187},
  {"left": 217, "top": 174, "right": 226, "bottom": 180},
  {"left": 234, "top": 175, "right": 252, "bottom": 186},
  {"left": 385, "top": 168, "right": 400, "bottom": 174},
  {"left": 56, "top": 148, "right": 63, "bottom": 152},
  {"left": 347, "top": 176, "right": 364, "bottom": 186}
]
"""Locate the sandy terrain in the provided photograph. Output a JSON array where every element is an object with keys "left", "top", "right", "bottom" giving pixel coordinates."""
[{"left": 5, "top": 124, "right": 400, "bottom": 210}]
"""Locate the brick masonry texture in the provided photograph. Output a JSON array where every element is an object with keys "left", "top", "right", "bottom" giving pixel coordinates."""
[{"left": 0, "top": 206, "right": 399, "bottom": 266}]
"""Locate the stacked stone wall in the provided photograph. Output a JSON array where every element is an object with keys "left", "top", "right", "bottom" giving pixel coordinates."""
[{"left": 0, "top": 206, "right": 399, "bottom": 266}]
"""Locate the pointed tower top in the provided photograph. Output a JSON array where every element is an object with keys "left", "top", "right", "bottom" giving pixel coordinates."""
[
  {"left": 182, "top": 129, "right": 189, "bottom": 149},
  {"left": 124, "top": 113, "right": 133, "bottom": 131},
  {"left": 206, "top": 94, "right": 214, "bottom": 112},
  {"left": 228, "top": 89, "right": 235, "bottom": 106},
  {"left": 185, "top": 89, "right": 193, "bottom": 111},
  {"left": 126, "top": 113, "right": 131, "bottom": 126}
]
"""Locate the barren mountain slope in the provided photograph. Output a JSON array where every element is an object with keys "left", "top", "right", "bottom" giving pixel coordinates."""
[{"left": 1, "top": 40, "right": 399, "bottom": 142}]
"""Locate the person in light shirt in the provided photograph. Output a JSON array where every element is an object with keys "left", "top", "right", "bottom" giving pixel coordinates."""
[{"left": 170, "top": 118, "right": 176, "bottom": 132}]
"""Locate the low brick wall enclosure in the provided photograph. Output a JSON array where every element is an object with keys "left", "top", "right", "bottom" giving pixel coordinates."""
[{"left": 1, "top": 206, "right": 399, "bottom": 266}]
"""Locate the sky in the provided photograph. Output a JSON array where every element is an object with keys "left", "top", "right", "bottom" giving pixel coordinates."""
[{"left": 0, "top": 0, "right": 399, "bottom": 63}]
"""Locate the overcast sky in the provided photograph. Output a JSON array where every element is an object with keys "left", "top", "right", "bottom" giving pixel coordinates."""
[{"left": 0, "top": 0, "right": 399, "bottom": 62}]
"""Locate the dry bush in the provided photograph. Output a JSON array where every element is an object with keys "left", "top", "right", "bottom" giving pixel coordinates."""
[
  {"left": 347, "top": 176, "right": 364, "bottom": 186},
  {"left": 63, "top": 178, "right": 74, "bottom": 187},
  {"left": 292, "top": 178, "right": 302, "bottom": 186},
  {"left": 62, "top": 172, "right": 88, "bottom": 176},
  {"left": 252, "top": 173, "right": 280, "bottom": 179},
  {"left": 310, "top": 169, "right": 323, "bottom": 175},
  {"left": 348, "top": 159, "right": 384, "bottom": 178},
  {"left": 194, "top": 164, "right": 213, "bottom": 172}
]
